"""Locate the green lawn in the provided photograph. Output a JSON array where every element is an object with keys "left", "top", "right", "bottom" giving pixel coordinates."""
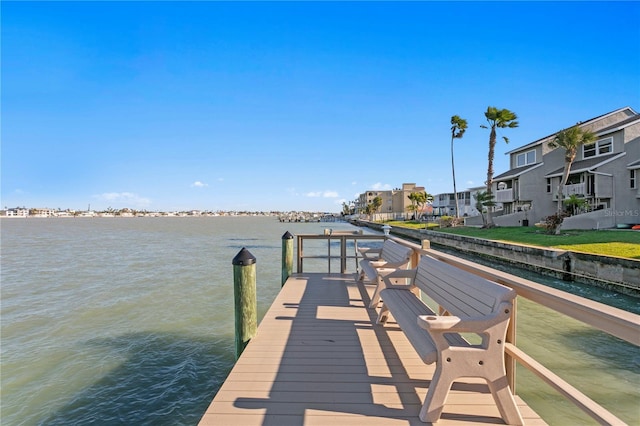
[{"left": 384, "top": 221, "right": 640, "bottom": 259}]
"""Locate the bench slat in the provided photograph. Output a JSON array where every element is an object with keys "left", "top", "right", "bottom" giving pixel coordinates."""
[{"left": 415, "top": 257, "right": 515, "bottom": 317}]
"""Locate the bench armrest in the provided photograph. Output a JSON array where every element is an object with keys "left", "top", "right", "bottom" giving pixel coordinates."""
[
  {"left": 379, "top": 267, "right": 417, "bottom": 288},
  {"left": 369, "top": 259, "right": 411, "bottom": 270},
  {"left": 358, "top": 247, "right": 382, "bottom": 259},
  {"left": 417, "top": 301, "right": 513, "bottom": 334}
]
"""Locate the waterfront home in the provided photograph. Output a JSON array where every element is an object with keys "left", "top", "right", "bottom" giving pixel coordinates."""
[
  {"left": 3, "top": 207, "right": 29, "bottom": 217},
  {"left": 471, "top": 106, "right": 640, "bottom": 229}
]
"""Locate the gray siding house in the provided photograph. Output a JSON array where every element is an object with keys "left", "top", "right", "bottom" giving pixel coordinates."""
[{"left": 489, "top": 106, "right": 639, "bottom": 229}]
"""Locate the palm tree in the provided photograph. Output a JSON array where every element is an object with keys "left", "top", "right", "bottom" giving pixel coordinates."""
[
  {"left": 564, "top": 194, "right": 588, "bottom": 216},
  {"left": 407, "top": 192, "right": 419, "bottom": 220},
  {"left": 371, "top": 196, "right": 382, "bottom": 221},
  {"left": 547, "top": 125, "right": 596, "bottom": 215},
  {"left": 473, "top": 190, "right": 495, "bottom": 227},
  {"left": 421, "top": 191, "right": 434, "bottom": 212},
  {"left": 481, "top": 107, "right": 518, "bottom": 227},
  {"left": 341, "top": 202, "right": 350, "bottom": 216},
  {"left": 450, "top": 115, "right": 468, "bottom": 219},
  {"left": 363, "top": 203, "right": 373, "bottom": 220},
  {"left": 406, "top": 203, "right": 418, "bottom": 220}
]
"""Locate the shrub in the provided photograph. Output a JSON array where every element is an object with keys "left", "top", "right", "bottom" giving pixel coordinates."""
[
  {"left": 542, "top": 211, "right": 570, "bottom": 234},
  {"left": 440, "top": 215, "right": 453, "bottom": 227}
]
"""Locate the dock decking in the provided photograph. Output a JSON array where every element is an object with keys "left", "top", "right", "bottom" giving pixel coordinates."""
[{"left": 199, "top": 273, "right": 546, "bottom": 425}]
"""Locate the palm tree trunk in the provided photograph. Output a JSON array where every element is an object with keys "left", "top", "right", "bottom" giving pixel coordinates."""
[
  {"left": 485, "top": 127, "right": 497, "bottom": 227},
  {"left": 451, "top": 136, "right": 459, "bottom": 219}
]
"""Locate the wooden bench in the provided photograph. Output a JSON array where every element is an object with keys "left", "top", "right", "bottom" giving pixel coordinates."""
[
  {"left": 376, "top": 255, "right": 524, "bottom": 425},
  {"left": 357, "top": 239, "right": 413, "bottom": 308}
]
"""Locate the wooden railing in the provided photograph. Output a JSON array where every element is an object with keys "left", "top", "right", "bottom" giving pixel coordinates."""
[{"left": 292, "top": 232, "right": 638, "bottom": 425}]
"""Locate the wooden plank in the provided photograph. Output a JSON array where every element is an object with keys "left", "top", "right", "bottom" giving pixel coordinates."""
[{"left": 198, "top": 273, "right": 546, "bottom": 426}]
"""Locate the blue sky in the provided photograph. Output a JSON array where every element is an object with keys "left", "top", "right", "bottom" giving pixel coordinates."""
[{"left": 2, "top": 1, "right": 639, "bottom": 212}]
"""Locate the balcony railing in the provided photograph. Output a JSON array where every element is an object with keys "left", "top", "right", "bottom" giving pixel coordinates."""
[
  {"left": 554, "top": 182, "right": 586, "bottom": 199},
  {"left": 495, "top": 188, "right": 515, "bottom": 202}
]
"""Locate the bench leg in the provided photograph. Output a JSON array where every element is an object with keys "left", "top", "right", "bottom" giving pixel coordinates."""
[
  {"left": 419, "top": 362, "right": 454, "bottom": 423},
  {"left": 419, "top": 360, "right": 524, "bottom": 425},
  {"left": 369, "top": 277, "right": 384, "bottom": 308},
  {"left": 487, "top": 372, "right": 524, "bottom": 425},
  {"left": 376, "top": 304, "right": 390, "bottom": 324}
]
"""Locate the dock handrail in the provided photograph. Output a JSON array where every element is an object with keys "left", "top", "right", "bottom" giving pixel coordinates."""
[
  {"left": 296, "top": 232, "right": 388, "bottom": 274},
  {"left": 293, "top": 232, "right": 638, "bottom": 425}
]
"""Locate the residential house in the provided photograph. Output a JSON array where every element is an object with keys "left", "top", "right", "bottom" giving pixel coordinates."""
[
  {"left": 489, "top": 106, "right": 639, "bottom": 229},
  {"left": 4, "top": 207, "right": 29, "bottom": 217},
  {"left": 432, "top": 189, "right": 480, "bottom": 218}
]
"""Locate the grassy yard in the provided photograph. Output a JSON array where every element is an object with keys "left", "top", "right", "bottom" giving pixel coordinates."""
[{"left": 384, "top": 221, "right": 640, "bottom": 259}]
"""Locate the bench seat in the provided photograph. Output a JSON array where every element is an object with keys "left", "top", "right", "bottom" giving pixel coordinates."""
[
  {"left": 357, "top": 239, "right": 413, "bottom": 308},
  {"left": 376, "top": 255, "right": 524, "bottom": 425},
  {"left": 377, "top": 287, "right": 469, "bottom": 364}
]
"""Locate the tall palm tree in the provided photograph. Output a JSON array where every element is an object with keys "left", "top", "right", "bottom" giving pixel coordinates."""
[
  {"left": 450, "top": 115, "right": 468, "bottom": 219},
  {"left": 547, "top": 125, "right": 596, "bottom": 229},
  {"left": 481, "top": 107, "right": 518, "bottom": 227}
]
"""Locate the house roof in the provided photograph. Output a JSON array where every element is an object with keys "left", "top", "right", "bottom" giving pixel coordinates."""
[
  {"left": 544, "top": 152, "right": 626, "bottom": 177},
  {"left": 505, "top": 106, "right": 638, "bottom": 155},
  {"left": 494, "top": 162, "right": 544, "bottom": 181},
  {"left": 628, "top": 159, "right": 640, "bottom": 169},
  {"left": 596, "top": 114, "right": 640, "bottom": 136}
]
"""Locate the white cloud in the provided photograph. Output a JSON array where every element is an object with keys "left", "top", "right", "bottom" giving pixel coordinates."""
[
  {"left": 335, "top": 198, "right": 348, "bottom": 205},
  {"left": 191, "top": 181, "right": 208, "bottom": 188},
  {"left": 94, "top": 192, "right": 151, "bottom": 207},
  {"left": 305, "top": 190, "right": 339, "bottom": 198},
  {"left": 371, "top": 182, "right": 392, "bottom": 190}
]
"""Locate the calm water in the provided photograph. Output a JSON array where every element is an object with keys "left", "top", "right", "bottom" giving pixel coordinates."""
[{"left": 1, "top": 217, "right": 638, "bottom": 425}]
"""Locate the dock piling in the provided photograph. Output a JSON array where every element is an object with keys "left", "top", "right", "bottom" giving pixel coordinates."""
[
  {"left": 281, "top": 231, "right": 294, "bottom": 287},
  {"left": 232, "top": 247, "right": 257, "bottom": 359}
]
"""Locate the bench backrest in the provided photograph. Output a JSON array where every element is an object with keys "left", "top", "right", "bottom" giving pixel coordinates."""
[
  {"left": 381, "top": 240, "right": 413, "bottom": 265},
  {"left": 415, "top": 255, "right": 516, "bottom": 317}
]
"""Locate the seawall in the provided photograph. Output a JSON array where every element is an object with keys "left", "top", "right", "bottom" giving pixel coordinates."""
[{"left": 351, "top": 220, "right": 640, "bottom": 296}]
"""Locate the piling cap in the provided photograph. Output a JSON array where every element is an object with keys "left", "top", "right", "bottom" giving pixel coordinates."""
[
  {"left": 232, "top": 247, "right": 256, "bottom": 266},
  {"left": 282, "top": 231, "right": 294, "bottom": 239}
]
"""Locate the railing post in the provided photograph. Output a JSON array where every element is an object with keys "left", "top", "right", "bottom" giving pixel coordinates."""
[
  {"left": 297, "top": 235, "right": 303, "bottom": 273},
  {"left": 281, "top": 231, "right": 294, "bottom": 287},
  {"left": 232, "top": 247, "right": 257, "bottom": 359},
  {"left": 506, "top": 297, "right": 517, "bottom": 393},
  {"left": 340, "top": 235, "right": 347, "bottom": 274}
]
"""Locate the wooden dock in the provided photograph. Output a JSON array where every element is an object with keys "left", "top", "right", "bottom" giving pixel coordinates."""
[{"left": 199, "top": 273, "right": 546, "bottom": 425}]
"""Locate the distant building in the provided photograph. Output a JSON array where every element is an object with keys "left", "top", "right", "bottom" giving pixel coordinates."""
[
  {"left": 31, "top": 208, "right": 56, "bottom": 217},
  {"left": 355, "top": 183, "right": 426, "bottom": 220},
  {"left": 5, "top": 207, "right": 29, "bottom": 217},
  {"left": 432, "top": 188, "right": 483, "bottom": 218}
]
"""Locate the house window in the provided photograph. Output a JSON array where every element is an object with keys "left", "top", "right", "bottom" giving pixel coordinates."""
[
  {"left": 546, "top": 178, "right": 551, "bottom": 193},
  {"left": 632, "top": 169, "right": 637, "bottom": 189},
  {"left": 516, "top": 150, "right": 536, "bottom": 167},
  {"left": 583, "top": 137, "right": 613, "bottom": 158}
]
